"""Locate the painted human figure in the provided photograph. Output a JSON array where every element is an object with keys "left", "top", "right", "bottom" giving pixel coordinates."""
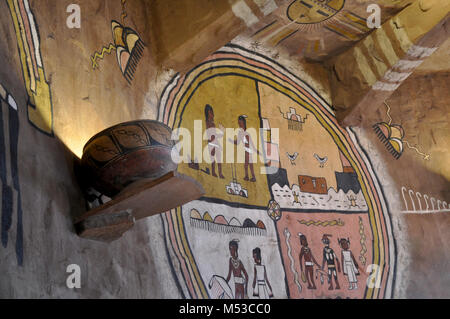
[
  {"left": 338, "top": 238, "right": 360, "bottom": 290},
  {"left": 298, "top": 233, "right": 320, "bottom": 290},
  {"left": 252, "top": 248, "right": 274, "bottom": 299},
  {"left": 231, "top": 115, "right": 258, "bottom": 182},
  {"left": 321, "top": 234, "right": 341, "bottom": 290},
  {"left": 226, "top": 240, "right": 248, "bottom": 299},
  {"left": 204, "top": 104, "right": 224, "bottom": 179}
]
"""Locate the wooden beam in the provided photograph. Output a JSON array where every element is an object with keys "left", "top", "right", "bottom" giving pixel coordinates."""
[
  {"left": 329, "top": 0, "right": 450, "bottom": 126},
  {"left": 146, "top": 0, "right": 286, "bottom": 73}
]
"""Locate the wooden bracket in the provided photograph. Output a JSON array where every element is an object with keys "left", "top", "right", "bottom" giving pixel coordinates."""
[{"left": 75, "top": 171, "right": 205, "bottom": 242}]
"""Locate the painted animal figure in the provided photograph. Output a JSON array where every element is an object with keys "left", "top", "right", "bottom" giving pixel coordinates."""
[
  {"left": 314, "top": 153, "right": 328, "bottom": 168},
  {"left": 286, "top": 152, "right": 299, "bottom": 165}
]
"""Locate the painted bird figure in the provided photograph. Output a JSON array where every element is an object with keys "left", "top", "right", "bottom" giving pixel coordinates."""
[
  {"left": 286, "top": 152, "right": 299, "bottom": 165},
  {"left": 313, "top": 153, "right": 328, "bottom": 168}
]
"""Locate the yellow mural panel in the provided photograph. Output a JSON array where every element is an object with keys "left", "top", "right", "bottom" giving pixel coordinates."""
[
  {"left": 177, "top": 75, "right": 271, "bottom": 207},
  {"left": 259, "top": 82, "right": 343, "bottom": 190},
  {"left": 159, "top": 48, "right": 395, "bottom": 300},
  {"left": 7, "top": 0, "right": 53, "bottom": 135}
]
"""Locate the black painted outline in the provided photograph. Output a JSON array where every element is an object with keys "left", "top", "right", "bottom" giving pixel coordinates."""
[
  {"left": 7, "top": 1, "right": 54, "bottom": 137},
  {"left": 349, "top": 127, "right": 397, "bottom": 299},
  {"left": 286, "top": 0, "right": 346, "bottom": 25}
]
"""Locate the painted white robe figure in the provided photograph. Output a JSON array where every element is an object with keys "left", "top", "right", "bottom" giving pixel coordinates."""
[
  {"left": 342, "top": 251, "right": 358, "bottom": 283},
  {"left": 230, "top": 115, "right": 259, "bottom": 182},
  {"left": 339, "top": 238, "right": 360, "bottom": 290},
  {"left": 204, "top": 104, "right": 224, "bottom": 178},
  {"left": 253, "top": 264, "right": 273, "bottom": 298},
  {"left": 252, "top": 248, "right": 273, "bottom": 299}
]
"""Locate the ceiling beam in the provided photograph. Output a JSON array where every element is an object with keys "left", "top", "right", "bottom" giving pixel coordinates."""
[
  {"left": 145, "top": 0, "right": 286, "bottom": 73},
  {"left": 328, "top": 0, "right": 450, "bottom": 127}
]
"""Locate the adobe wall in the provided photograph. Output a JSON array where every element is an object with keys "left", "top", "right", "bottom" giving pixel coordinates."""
[{"left": 0, "top": 0, "right": 448, "bottom": 299}]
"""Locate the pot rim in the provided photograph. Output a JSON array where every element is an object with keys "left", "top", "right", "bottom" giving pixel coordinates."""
[{"left": 82, "top": 119, "right": 172, "bottom": 153}]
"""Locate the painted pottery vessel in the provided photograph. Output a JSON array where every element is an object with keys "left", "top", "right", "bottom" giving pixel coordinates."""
[{"left": 81, "top": 120, "right": 176, "bottom": 197}]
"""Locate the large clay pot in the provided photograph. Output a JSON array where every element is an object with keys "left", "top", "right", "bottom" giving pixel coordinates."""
[{"left": 81, "top": 120, "right": 176, "bottom": 197}]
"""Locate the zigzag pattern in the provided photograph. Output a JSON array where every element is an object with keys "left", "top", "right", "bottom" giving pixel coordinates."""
[
  {"left": 404, "top": 141, "right": 430, "bottom": 161},
  {"left": 358, "top": 217, "right": 367, "bottom": 266},
  {"left": 297, "top": 219, "right": 345, "bottom": 227},
  {"left": 121, "top": 0, "right": 128, "bottom": 23},
  {"left": 284, "top": 228, "right": 302, "bottom": 293},
  {"left": 91, "top": 43, "right": 116, "bottom": 69}
]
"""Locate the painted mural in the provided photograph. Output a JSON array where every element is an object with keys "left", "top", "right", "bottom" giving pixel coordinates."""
[
  {"left": 0, "top": 83, "right": 23, "bottom": 266},
  {"left": 287, "top": 0, "right": 346, "bottom": 24},
  {"left": 157, "top": 45, "right": 396, "bottom": 299},
  {"left": 90, "top": 0, "right": 145, "bottom": 84},
  {"left": 247, "top": 0, "right": 416, "bottom": 63},
  {"left": 373, "top": 102, "right": 430, "bottom": 161},
  {"left": 250, "top": 0, "right": 373, "bottom": 59},
  {"left": 401, "top": 187, "right": 449, "bottom": 214},
  {"left": 6, "top": 0, "right": 53, "bottom": 136}
]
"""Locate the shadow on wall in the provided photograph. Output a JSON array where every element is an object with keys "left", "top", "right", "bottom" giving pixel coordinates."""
[
  {"left": 0, "top": 81, "right": 85, "bottom": 267},
  {"left": 0, "top": 0, "right": 88, "bottom": 267},
  {"left": 0, "top": 83, "right": 23, "bottom": 266},
  {"left": 357, "top": 95, "right": 450, "bottom": 299},
  {"left": 365, "top": 120, "right": 450, "bottom": 201},
  {"left": 403, "top": 213, "right": 450, "bottom": 299}
]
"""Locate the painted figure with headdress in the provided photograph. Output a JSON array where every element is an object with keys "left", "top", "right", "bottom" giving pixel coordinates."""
[
  {"left": 338, "top": 237, "right": 360, "bottom": 290},
  {"left": 321, "top": 234, "right": 341, "bottom": 290},
  {"left": 252, "top": 247, "right": 274, "bottom": 299}
]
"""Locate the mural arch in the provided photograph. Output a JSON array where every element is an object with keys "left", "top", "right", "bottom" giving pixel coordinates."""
[{"left": 157, "top": 45, "right": 395, "bottom": 299}]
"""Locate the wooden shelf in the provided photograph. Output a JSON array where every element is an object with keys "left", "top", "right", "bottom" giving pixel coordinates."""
[{"left": 75, "top": 171, "right": 205, "bottom": 242}]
